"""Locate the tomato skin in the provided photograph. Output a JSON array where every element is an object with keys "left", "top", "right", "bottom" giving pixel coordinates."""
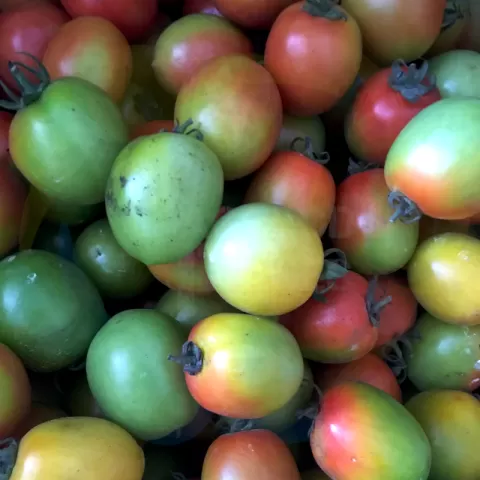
[
  {"left": 0, "top": 112, "right": 12, "bottom": 162},
  {"left": 43, "top": 16, "right": 133, "bottom": 103},
  {"left": 315, "top": 353, "right": 402, "bottom": 402},
  {"left": 340, "top": 0, "right": 445, "bottom": 66},
  {"left": 345, "top": 65, "right": 441, "bottom": 165},
  {"left": 330, "top": 169, "right": 419, "bottom": 275},
  {"left": 175, "top": 55, "right": 283, "bottom": 180},
  {"left": 408, "top": 233, "right": 480, "bottom": 326},
  {"left": 264, "top": 2, "right": 362, "bottom": 116},
  {"left": 0, "top": 344, "right": 31, "bottom": 439},
  {"left": 185, "top": 313, "right": 304, "bottom": 418},
  {"left": 153, "top": 14, "right": 253, "bottom": 95},
  {"left": 385, "top": 97, "right": 480, "bottom": 220},
  {"left": 311, "top": 383, "right": 431, "bottom": 480},
  {"left": 60, "top": 0, "right": 158, "bottom": 42},
  {"left": 406, "top": 390, "right": 480, "bottom": 480},
  {"left": 202, "top": 430, "right": 301, "bottom": 480},
  {"left": 130, "top": 119, "right": 174, "bottom": 140},
  {"left": 9, "top": 417, "right": 145, "bottom": 480},
  {"left": 182, "top": 0, "right": 222, "bottom": 16}
]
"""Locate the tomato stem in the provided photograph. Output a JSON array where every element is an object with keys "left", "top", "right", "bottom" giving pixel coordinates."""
[
  {"left": 302, "top": 0, "right": 347, "bottom": 20},
  {"left": 0, "top": 438, "right": 17, "bottom": 480},
  {"left": 173, "top": 118, "right": 204, "bottom": 141},
  {"left": 168, "top": 341, "right": 203, "bottom": 375},
  {"left": 365, "top": 276, "right": 392, "bottom": 328},
  {"left": 379, "top": 341, "right": 408, "bottom": 384},
  {"left": 290, "top": 137, "right": 330, "bottom": 164},
  {"left": 347, "top": 157, "right": 381, "bottom": 176},
  {"left": 441, "top": 0, "right": 465, "bottom": 32},
  {"left": 314, "top": 249, "right": 349, "bottom": 301},
  {"left": 388, "top": 191, "right": 422, "bottom": 224}
]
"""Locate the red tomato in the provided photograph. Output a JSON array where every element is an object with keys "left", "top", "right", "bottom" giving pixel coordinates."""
[
  {"left": 182, "top": 0, "right": 222, "bottom": 17},
  {"left": 0, "top": 344, "right": 31, "bottom": 438},
  {"left": 202, "top": 430, "right": 301, "bottom": 480},
  {"left": 345, "top": 61, "right": 441, "bottom": 165},
  {"left": 43, "top": 16, "right": 133, "bottom": 103},
  {"left": 214, "top": 0, "right": 297, "bottom": 29},
  {"left": 315, "top": 353, "right": 402, "bottom": 402},
  {"left": 60, "top": 0, "right": 158, "bottom": 42},
  {"left": 0, "top": 2, "right": 69, "bottom": 90},
  {"left": 130, "top": 119, "right": 174, "bottom": 140},
  {"left": 340, "top": 0, "right": 446, "bottom": 66},
  {"left": 281, "top": 271, "right": 379, "bottom": 363},
  {"left": 0, "top": 112, "right": 12, "bottom": 162},
  {"left": 264, "top": 1, "right": 362, "bottom": 116},
  {"left": 244, "top": 147, "right": 335, "bottom": 235}
]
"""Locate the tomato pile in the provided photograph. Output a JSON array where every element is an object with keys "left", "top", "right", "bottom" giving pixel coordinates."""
[{"left": 0, "top": 1, "right": 479, "bottom": 479}]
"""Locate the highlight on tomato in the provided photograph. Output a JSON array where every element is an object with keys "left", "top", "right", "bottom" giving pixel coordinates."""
[
  {"left": 310, "top": 383, "right": 431, "bottom": 480},
  {"left": 168, "top": 313, "right": 304, "bottom": 419},
  {"left": 345, "top": 60, "right": 441, "bottom": 165},
  {"left": 264, "top": 0, "right": 362, "bottom": 116}
]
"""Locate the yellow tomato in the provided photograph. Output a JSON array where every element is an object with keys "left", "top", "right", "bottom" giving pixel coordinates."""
[
  {"left": 9, "top": 417, "right": 144, "bottom": 480},
  {"left": 408, "top": 233, "right": 480, "bottom": 325}
]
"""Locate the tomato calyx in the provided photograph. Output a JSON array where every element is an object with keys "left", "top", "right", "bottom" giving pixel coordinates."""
[
  {"left": 347, "top": 157, "right": 381, "bottom": 176},
  {"left": 365, "top": 276, "right": 392, "bottom": 328},
  {"left": 168, "top": 341, "right": 204, "bottom": 375},
  {"left": 378, "top": 335, "right": 415, "bottom": 384},
  {"left": 291, "top": 136, "right": 330, "bottom": 165},
  {"left": 388, "top": 60, "right": 436, "bottom": 103},
  {"left": 0, "top": 438, "right": 17, "bottom": 480},
  {"left": 388, "top": 191, "right": 422, "bottom": 224},
  {"left": 0, "top": 53, "right": 50, "bottom": 111},
  {"left": 314, "top": 248, "right": 349, "bottom": 301},
  {"left": 441, "top": 0, "right": 465, "bottom": 32},
  {"left": 173, "top": 118, "right": 204, "bottom": 141},
  {"left": 302, "top": 0, "right": 347, "bottom": 21}
]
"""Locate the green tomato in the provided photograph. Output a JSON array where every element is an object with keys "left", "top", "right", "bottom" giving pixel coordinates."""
[
  {"left": 275, "top": 115, "right": 326, "bottom": 154},
  {"left": 0, "top": 250, "right": 107, "bottom": 372}
]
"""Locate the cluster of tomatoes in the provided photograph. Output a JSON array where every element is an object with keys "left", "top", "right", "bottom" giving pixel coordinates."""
[{"left": 0, "top": 0, "right": 480, "bottom": 479}]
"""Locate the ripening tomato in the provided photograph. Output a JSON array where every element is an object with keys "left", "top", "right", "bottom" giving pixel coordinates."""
[
  {"left": 43, "top": 16, "right": 133, "bottom": 103},
  {"left": 60, "top": 0, "right": 158, "bottom": 42},
  {"left": 173, "top": 313, "right": 304, "bottom": 418},
  {"left": 244, "top": 149, "right": 335, "bottom": 235},
  {"left": 340, "top": 0, "right": 445, "bottom": 66},
  {"left": 202, "top": 430, "right": 301, "bottom": 480},
  {"left": 153, "top": 14, "right": 253, "bottom": 95},
  {"left": 0, "top": 112, "right": 12, "bottom": 162},
  {"left": 315, "top": 353, "right": 402, "bottom": 402},
  {"left": 264, "top": 1, "right": 362, "bottom": 116},
  {"left": 183, "top": 0, "right": 222, "bottom": 16},
  {"left": 408, "top": 233, "right": 480, "bottom": 326},
  {"left": 175, "top": 55, "right": 283, "bottom": 180},
  {"left": 130, "top": 120, "right": 174, "bottom": 140},
  {"left": 345, "top": 61, "right": 441, "bottom": 165},
  {"left": 281, "top": 272, "right": 379, "bottom": 363},
  {"left": 330, "top": 169, "right": 419, "bottom": 275},
  {"left": 311, "top": 383, "right": 431, "bottom": 480}
]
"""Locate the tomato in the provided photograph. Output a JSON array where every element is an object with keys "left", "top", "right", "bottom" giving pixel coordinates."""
[
  {"left": 406, "top": 390, "right": 480, "bottom": 480},
  {"left": 281, "top": 272, "right": 380, "bottom": 363},
  {"left": 67, "top": 375, "right": 104, "bottom": 418},
  {"left": 406, "top": 312, "right": 480, "bottom": 392},
  {"left": 0, "top": 111, "right": 12, "bottom": 162},
  {"left": 340, "top": 0, "right": 445, "bottom": 66},
  {"left": 274, "top": 115, "right": 326, "bottom": 153},
  {"left": 315, "top": 353, "right": 402, "bottom": 402},
  {"left": 0, "top": 250, "right": 108, "bottom": 371},
  {"left": 42, "top": 16, "right": 132, "bottom": 103},
  {"left": 183, "top": 0, "right": 222, "bottom": 16},
  {"left": 0, "top": 2, "right": 69, "bottom": 90},
  {"left": 384, "top": 97, "right": 480, "bottom": 220},
  {"left": 175, "top": 55, "right": 282, "bottom": 180},
  {"left": 345, "top": 61, "right": 441, "bottom": 165},
  {"left": 408, "top": 233, "right": 480, "bottom": 325},
  {"left": 330, "top": 169, "right": 419, "bottom": 275},
  {"left": 202, "top": 430, "right": 301, "bottom": 479},
  {"left": 4, "top": 417, "right": 145, "bottom": 480},
  {"left": 204, "top": 203, "right": 324, "bottom": 316},
  {"left": 215, "top": 0, "right": 296, "bottom": 29},
  {"left": 12, "top": 403, "right": 67, "bottom": 441},
  {"left": 311, "top": 382, "right": 431, "bottom": 480},
  {"left": 245, "top": 148, "right": 335, "bottom": 235},
  {"left": 60, "top": 0, "right": 158, "bottom": 42},
  {"left": 45, "top": 200, "right": 104, "bottom": 226},
  {"left": 130, "top": 119, "right": 174, "bottom": 140},
  {"left": 0, "top": 344, "right": 31, "bottom": 438},
  {"left": 171, "top": 313, "right": 303, "bottom": 418},
  {"left": 153, "top": 14, "right": 252, "bottom": 95},
  {"left": 105, "top": 132, "right": 224, "bottom": 265},
  {"left": 264, "top": 1, "right": 362, "bottom": 116}
]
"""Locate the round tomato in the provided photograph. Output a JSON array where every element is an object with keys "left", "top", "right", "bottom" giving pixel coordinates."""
[
  {"left": 175, "top": 55, "right": 282, "bottom": 180},
  {"left": 340, "top": 0, "right": 445, "bottom": 66},
  {"left": 87, "top": 309, "right": 199, "bottom": 440},
  {"left": 406, "top": 390, "right": 480, "bottom": 480},
  {"left": 183, "top": 0, "right": 222, "bottom": 16},
  {"left": 130, "top": 119, "right": 174, "bottom": 140},
  {"left": 0, "top": 112, "right": 12, "bottom": 162},
  {"left": 310, "top": 383, "right": 431, "bottom": 480},
  {"left": 3, "top": 417, "right": 145, "bottom": 480},
  {"left": 408, "top": 233, "right": 480, "bottom": 325},
  {"left": 43, "top": 16, "right": 133, "bottom": 103},
  {"left": 330, "top": 169, "right": 419, "bottom": 275},
  {"left": 345, "top": 61, "right": 441, "bottom": 165},
  {"left": 204, "top": 203, "right": 324, "bottom": 316},
  {"left": 384, "top": 97, "right": 480, "bottom": 220},
  {"left": 60, "top": 0, "right": 158, "bottom": 42},
  {"left": 264, "top": 1, "right": 362, "bottom": 116},
  {"left": 170, "top": 313, "right": 303, "bottom": 418},
  {"left": 153, "top": 14, "right": 252, "bottom": 95},
  {"left": 274, "top": 115, "right": 326, "bottom": 153},
  {"left": 202, "top": 430, "right": 301, "bottom": 479},
  {"left": 406, "top": 312, "right": 480, "bottom": 392}
]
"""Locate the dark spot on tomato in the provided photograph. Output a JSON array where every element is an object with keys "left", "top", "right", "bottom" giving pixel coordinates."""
[
  {"left": 135, "top": 206, "right": 144, "bottom": 217},
  {"left": 95, "top": 248, "right": 102, "bottom": 258},
  {"left": 120, "top": 176, "right": 127, "bottom": 188}
]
